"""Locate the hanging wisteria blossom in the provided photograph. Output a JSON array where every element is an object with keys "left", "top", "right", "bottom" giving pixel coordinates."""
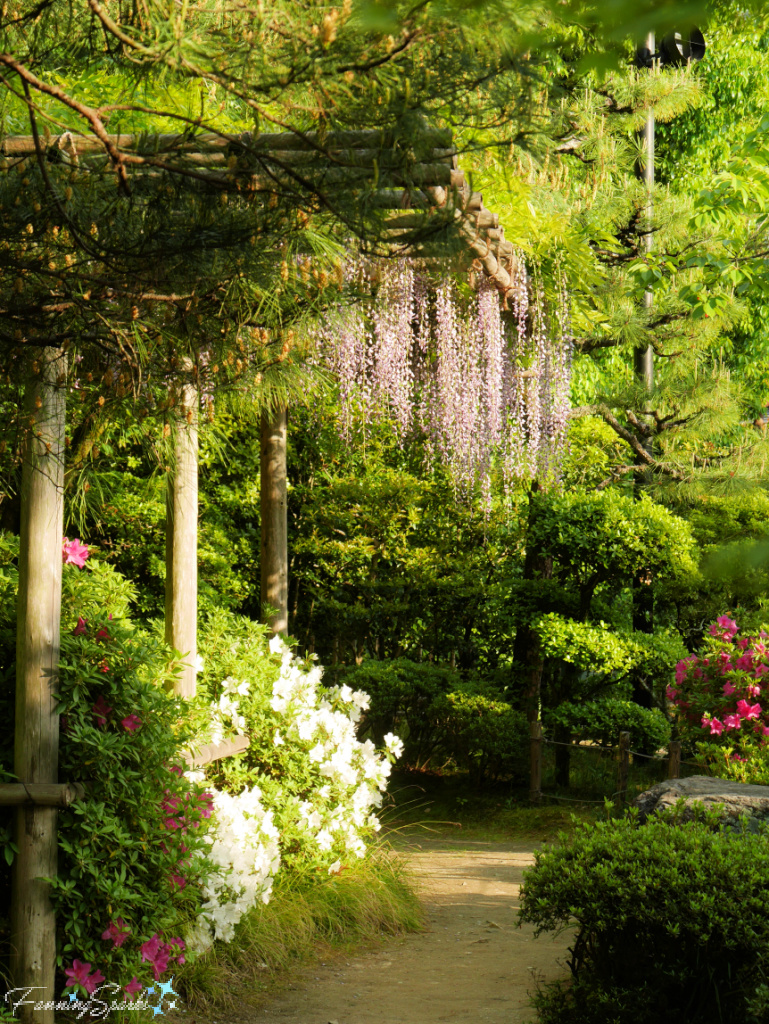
[{"left": 315, "top": 256, "right": 572, "bottom": 494}]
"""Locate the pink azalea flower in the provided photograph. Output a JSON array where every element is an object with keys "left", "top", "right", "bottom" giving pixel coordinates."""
[
  {"left": 96, "top": 626, "right": 110, "bottom": 641},
  {"left": 754, "top": 642, "right": 768, "bottom": 658},
  {"left": 140, "top": 934, "right": 162, "bottom": 963},
  {"left": 73, "top": 617, "right": 87, "bottom": 636},
  {"left": 731, "top": 754, "right": 747, "bottom": 763},
  {"left": 62, "top": 537, "right": 89, "bottom": 568},
  {"left": 709, "top": 718, "right": 724, "bottom": 736},
  {"left": 747, "top": 683, "right": 762, "bottom": 697},
  {"left": 64, "top": 960, "right": 92, "bottom": 989},
  {"left": 737, "top": 699, "right": 762, "bottom": 719},
  {"left": 737, "top": 653, "right": 754, "bottom": 671},
  {"left": 666, "top": 685, "right": 677, "bottom": 701},
  {"left": 121, "top": 714, "right": 142, "bottom": 733},
  {"left": 170, "top": 873, "right": 187, "bottom": 890},
  {"left": 92, "top": 695, "right": 113, "bottom": 728},
  {"left": 717, "top": 614, "right": 739, "bottom": 636},
  {"left": 198, "top": 792, "right": 214, "bottom": 819},
  {"left": 722, "top": 681, "right": 736, "bottom": 697},
  {"left": 724, "top": 713, "right": 742, "bottom": 731},
  {"left": 101, "top": 918, "right": 130, "bottom": 948},
  {"left": 84, "top": 969, "right": 105, "bottom": 995},
  {"left": 757, "top": 664, "right": 769, "bottom": 676},
  {"left": 124, "top": 977, "right": 142, "bottom": 1000},
  {"left": 168, "top": 764, "right": 183, "bottom": 776},
  {"left": 763, "top": 726, "right": 769, "bottom": 737}
]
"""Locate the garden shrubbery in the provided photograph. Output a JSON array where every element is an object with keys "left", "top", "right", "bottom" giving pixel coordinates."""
[
  {"left": 520, "top": 808, "right": 769, "bottom": 1024},
  {"left": 0, "top": 536, "right": 408, "bottom": 1006},
  {"left": 543, "top": 698, "right": 671, "bottom": 755},
  {"left": 339, "top": 658, "right": 528, "bottom": 782}
]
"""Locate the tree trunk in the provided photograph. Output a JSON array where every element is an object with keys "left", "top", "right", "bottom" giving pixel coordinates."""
[
  {"left": 260, "top": 405, "right": 288, "bottom": 635},
  {"left": 513, "top": 483, "right": 553, "bottom": 723},
  {"left": 11, "top": 348, "right": 66, "bottom": 1024},
  {"left": 165, "top": 380, "right": 198, "bottom": 698}
]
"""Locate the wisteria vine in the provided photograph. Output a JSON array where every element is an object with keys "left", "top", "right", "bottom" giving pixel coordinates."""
[{"left": 315, "top": 256, "right": 573, "bottom": 494}]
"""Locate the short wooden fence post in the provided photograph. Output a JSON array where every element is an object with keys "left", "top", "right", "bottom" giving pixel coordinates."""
[
  {"left": 667, "top": 740, "right": 681, "bottom": 780},
  {"left": 617, "top": 731, "right": 631, "bottom": 807},
  {"left": 529, "top": 720, "right": 543, "bottom": 804}
]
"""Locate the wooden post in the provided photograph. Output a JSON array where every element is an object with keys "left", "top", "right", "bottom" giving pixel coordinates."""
[
  {"left": 260, "top": 405, "right": 288, "bottom": 635},
  {"left": 529, "top": 720, "right": 543, "bottom": 805},
  {"left": 667, "top": 740, "right": 681, "bottom": 780},
  {"left": 11, "top": 347, "right": 66, "bottom": 1024},
  {"left": 165, "top": 376, "right": 198, "bottom": 698},
  {"left": 617, "top": 731, "right": 631, "bottom": 807}
]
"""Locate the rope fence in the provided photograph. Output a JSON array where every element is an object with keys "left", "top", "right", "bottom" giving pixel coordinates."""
[{"left": 528, "top": 722, "right": 709, "bottom": 806}]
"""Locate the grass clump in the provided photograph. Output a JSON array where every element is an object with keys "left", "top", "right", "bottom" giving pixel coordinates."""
[{"left": 174, "top": 844, "right": 423, "bottom": 1011}]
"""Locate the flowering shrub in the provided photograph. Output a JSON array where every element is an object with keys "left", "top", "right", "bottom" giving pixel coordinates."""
[
  {"left": 0, "top": 543, "right": 402, "bottom": 990},
  {"left": 0, "top": 537, "right": 215, "bottom": 1000},
  {"left": 668, "top": 615, "right": 769, "bottom": 783},
  {"left": 190, "top": 609, "right": 402, "bottom": 950}
]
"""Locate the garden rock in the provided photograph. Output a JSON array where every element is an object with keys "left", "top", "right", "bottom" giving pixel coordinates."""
[{"left": 634, "top": 775, "right": 769, "bottom": 829}]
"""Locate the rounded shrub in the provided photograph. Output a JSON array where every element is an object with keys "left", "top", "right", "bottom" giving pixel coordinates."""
[{"left": 519, "top": 810, "right": 769, "bottom": 1024}]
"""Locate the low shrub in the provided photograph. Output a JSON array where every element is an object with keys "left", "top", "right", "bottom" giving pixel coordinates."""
[
  {"left": 544, "top": 699, "right": 671, "bottom": 755},
  {"left": 432, "top": 691, "right": 527, "bottom": 783},
  {"left": 519, "top": 809, "right": 769, "bottom": 1024},
  {"left": 340, "top": 658, "right": 528, "bottom": 782}
]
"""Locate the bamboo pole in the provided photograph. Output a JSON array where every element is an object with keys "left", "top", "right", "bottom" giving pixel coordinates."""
[
  {"left": 11, "top": 347, "right": 66, "bottom": 1024},
  {"left": 0, "top": 784, "right": 85, "bottom": 808},
  {"left": 165, "top": 375, "right": 198, "bottom": 699},
  {"left": 260, "top": 405, "right": 288, "bottom": 636}
]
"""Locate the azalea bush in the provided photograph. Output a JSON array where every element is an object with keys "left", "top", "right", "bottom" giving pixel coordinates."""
[
  {"left": 191, "top": 609, "right": 402, "bottom": 952},
  {"left": 0, "top": 535, "right": 215, "bottom": 1001},
  {"left": 668, "top": 614, "right": 769, "bottom": 783},
  {"left": 0, "top": 537, "right": 404, "bottom": 999}
]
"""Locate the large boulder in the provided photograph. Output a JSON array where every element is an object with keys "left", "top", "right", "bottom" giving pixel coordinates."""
[{"left": 634, "top": 775, "right": 769, "bottom": 830}]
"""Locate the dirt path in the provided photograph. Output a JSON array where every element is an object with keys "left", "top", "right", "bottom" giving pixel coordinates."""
[{"left": 254, "top": 839, "right": 572, "bottom": 1024}]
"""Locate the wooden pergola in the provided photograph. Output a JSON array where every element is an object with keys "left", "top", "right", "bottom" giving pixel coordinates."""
[{"left": 1, "top": 124, "right": 520, "bottom": 1024}]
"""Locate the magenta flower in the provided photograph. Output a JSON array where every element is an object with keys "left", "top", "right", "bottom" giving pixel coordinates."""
[
  {"left": 64, "top": 960, "right": 93, "bottom": 989},
  {"left": 124, "top": 977, "right": 142, "bottom": 1000},
  {"left": 101, "top": 918, "right": 130, "bottom": 948},
  {"left": 62, "top": 537, "right": 89, "bottom": 568},
  {"left": 121, "top": 714, "right": 142, "bottom": 733},
  {"left": 140, "top": 934, "right": 162, "bottom": 963},
  {"left": 747, "top": 683, "right": 762, "bottom": 697},
  {"left": 736, "top": 653, "right": 754, "bottom": 672},
  {"left": 170, "top": 873, "right": 187, "bottom": 890},
  {"left": 92, "top": 695, "right": 113, "bottom": 728},
  {"left": 198, "top": 792, "right": 214, "bottom": 819},
  {"left": 722, "top": 681, "right": 736, "bottom": 697},
  {"left": 737, "top": 699, "right": 761, "bottom": 720},
  {"left": 709, "top": 718, "right": 724, "bottom": 736},
  {"left": 73, "top": 617, "right": 87, "bottom": 636},
  {"left": 84, "top": 969, "right": 105, "bottom": 995},
  {"left": 666, "top": 685, "right": 677, "bottom": 701},
  {"left": 724, "top": 713, "right": 742, "bottom": 731},
  {"left": 717, "top": 615, "right": 738, "bottom": 636}
]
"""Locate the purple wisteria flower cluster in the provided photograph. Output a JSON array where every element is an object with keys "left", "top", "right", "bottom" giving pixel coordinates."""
[{"left": 316, "top": 256, "right": 573, "bottom": 494}]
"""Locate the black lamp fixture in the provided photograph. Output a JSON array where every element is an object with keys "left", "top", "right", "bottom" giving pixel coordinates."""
[{"left": 636, "top": 27, "right": 706, "bottom": 69}]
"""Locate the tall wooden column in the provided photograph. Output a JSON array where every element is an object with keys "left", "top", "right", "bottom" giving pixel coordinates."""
[
  {"left": 165, "top": 381, "right": 198, "bottom": 698},
  {"left": 11, "top": 348, "right": 66, "bottom": 1024},
  {"left": 260, "top": 405, "right": 288, "bottom": 635}
]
